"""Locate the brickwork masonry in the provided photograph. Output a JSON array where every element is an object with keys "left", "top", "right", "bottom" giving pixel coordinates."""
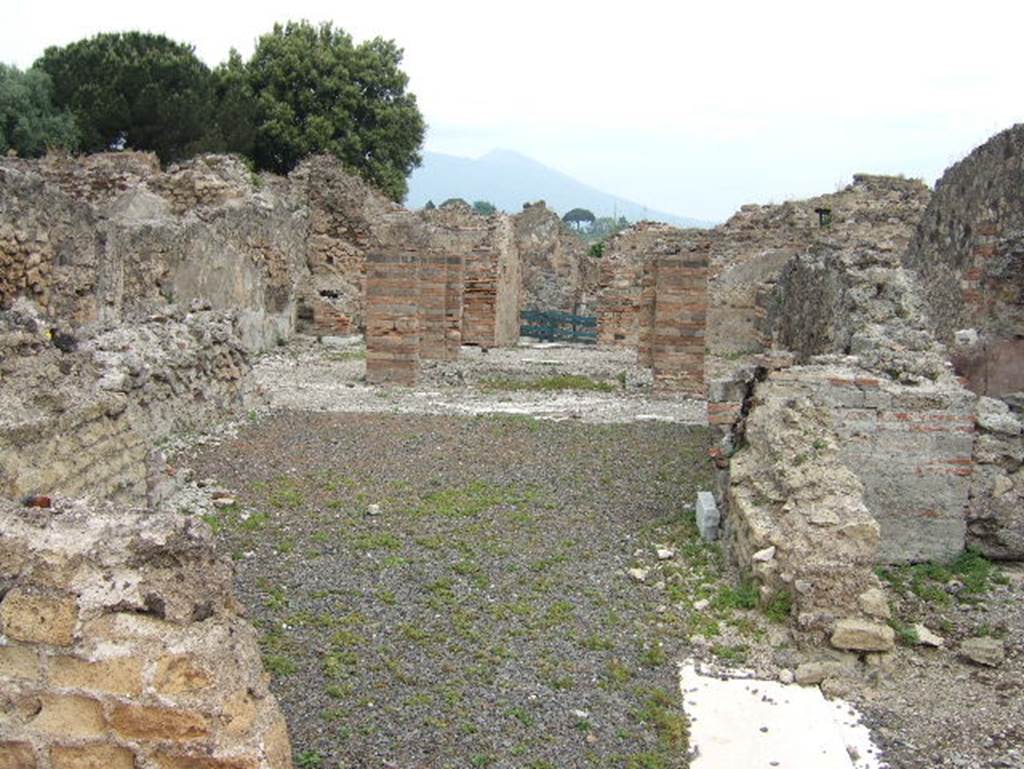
[{"left": 0, "top": 500, "right": 293, "bottom": 769}]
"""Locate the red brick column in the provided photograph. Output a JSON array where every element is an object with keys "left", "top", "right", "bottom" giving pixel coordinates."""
[
  {"left": 649, "top": 247, "right": 708, "bottom": 394},
  {"left": 444, "top": 254, "right": 464, "bottom": 359},
  {"left": 365, "top": 249, "right": 420, "bottom": 385},
  {"left": 417, "top": 251, "right": 448, "bottom": 361}
]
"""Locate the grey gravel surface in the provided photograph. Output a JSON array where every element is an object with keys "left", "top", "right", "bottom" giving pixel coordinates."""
[{"left": 188, "top": 411, "right": 716, "bottom": 769}]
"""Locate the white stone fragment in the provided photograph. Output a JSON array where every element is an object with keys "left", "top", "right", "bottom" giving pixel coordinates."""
[{"left": 696, "top": 491, "right": 720, "bottom": 541}]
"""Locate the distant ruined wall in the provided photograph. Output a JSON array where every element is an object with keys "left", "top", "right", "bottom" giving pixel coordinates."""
[
  {"left": 904, "top": 124, "right": 1024, "bottom": 397},
  {"left": 707, "top": 174, "right": 931, "bottom": 357},
  {"left": 0, "top": 153, "right": 307, "bottom": 352},
  {"left": 513, "top": 202, "right": 593, "bottom": 314},
  {"left": 596, "top": 228, "right": 655, "bottom": 348},
  {"left": 0, "top": 501, "right": 293, "bottom": 769}
]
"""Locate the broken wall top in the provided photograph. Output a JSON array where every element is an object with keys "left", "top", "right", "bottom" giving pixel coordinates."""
[{"left": 904, "top": 123, "right": 1024, "bottom": 344}]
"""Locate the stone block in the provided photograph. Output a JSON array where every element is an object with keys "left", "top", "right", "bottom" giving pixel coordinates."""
[
  {"left": 696, "top": 491, "right": 720, "bottom": 541},
  {"left": 153, "top": 753, "right": 259, "bottom": 769},
  {"left": 0, "top": 589, "right": 77, "bottom": 646},
  {"left": 30, "top": 694, "right": 106, "bottom": 738},
  {"left": 110, "top": 704, "right": 209, "bottom": 741},
  {"left": 0, "top": 743, "right": 37, "bottom": 769},
  {"left": 154, "top": 655, "right": 212, "bottom": 695},
  {"left": 0, "top": 644, "right": 41, "bottom": 681},
  {"left": 221, "top": 690, "right": 258, "bottom": 737},
  {"left": 51, "top": 744, "right": 136, "bottom": 769},
  {"left": 50, "top": 655, "right": 143, "bottom": 696},
  {"left": 262, "top": 712, "right": 293, "bottom": 769},
  {"left": 830, "top": 619, "right": 894, "bottom": 652}
]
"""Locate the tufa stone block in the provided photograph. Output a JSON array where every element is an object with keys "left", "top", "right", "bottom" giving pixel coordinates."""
[
  {"left": 154, "top": 655, "right": 212, "bottom": 695},
  {"left": 152, "top": 753, "right": 259, "bottom": 769},
  {"left": 50, "top": 655, "right": 143, "bottom": 696},
  {"left": 0, "top": 644, "right": 41, "bottom": 681},
  {"left": 30, "top": 695, "right": 106, "bottom": 738},
  {"left": 0, "top": 589, "right": 78, "bottom": 646},
  {"left": 830, "top": 618, "right": 895, "bottom": 652},
  {"left": 0, "top": 742, "right": 37, "bottom": 769},
  {"left": 110, "top": 704, "right": 209, "bottom": 741},
  {"left": 51, "top": 744, "right": 136, "bottom": 769}
]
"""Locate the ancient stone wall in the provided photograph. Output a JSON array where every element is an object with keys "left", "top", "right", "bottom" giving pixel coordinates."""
[
  {"left": 0, "top": 153, "right": 307, "bottom": 352},
  {"left": 0, "top": 500, "right": 292, "bottom": 769},
  {"left": 513, "top": 202, "right": 594, "bottom": 314},
  {"left": 725, "top": 394, "right": 892, "bottom": 646},
  {"left": 707, "top": 174, "right": 930, "bottom": 357},
  {"left": 0, "top": 301, "right": 252, "bottom": 503},
  {"left": 763, "top": 242, "right": 949, "bottom": 383},
  {"left": 968, "top": 397, "right": 1024, "bottom": 559},
  {"left": 291, "top": 156, "right": 408, "bottom": 337},
  {"left": 904, "top": 124, "right": 1024, "bottom": 396}
]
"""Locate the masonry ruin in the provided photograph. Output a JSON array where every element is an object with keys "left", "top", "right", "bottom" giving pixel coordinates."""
[{"left": 1, "top": 124, "right": 1023, "bottom": 764}]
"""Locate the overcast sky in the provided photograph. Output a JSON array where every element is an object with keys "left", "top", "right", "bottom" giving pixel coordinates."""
[{"left": 5, "top": 0, "right": 1022, "bottom": 221}]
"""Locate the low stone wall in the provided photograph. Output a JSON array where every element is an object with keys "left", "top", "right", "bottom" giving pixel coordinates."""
[
  {"left": 0, "top": 500, "right": 292, "bottom": 769},
  {"left": 714, "top": 362, "right": 975, "bottom": 564},
  {"left": 725, "top": 395, "right": 892, "bottom": 646}
]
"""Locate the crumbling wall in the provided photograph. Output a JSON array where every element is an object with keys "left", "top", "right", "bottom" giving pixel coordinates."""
[
  {"left": 0, "top": 301, "right": 251, "bottom": 502},
  {"left": 513, "top": 202, "right": 592, "bottom": 313},
  {"left": 0, "top": 500, "right": 292, "bottom": 769},
  {"left": 968, "top": 397, "right": 1024, "bottom": 559},
  {"left": 726, "top": 394, "right": 892, "bottom": 647},
  {"left": 291, "top": 156, "right": 407, "bottom": 336},
  {"left": 0, "top": 153, "right": 307, "bottom": 352},
  {"left": 904, "top": 124, "right": 1024, "bottom": 397},
  {"left": 764, "top": 243, "right": 949, "bottom": 382},
  {"left": 708, "top": 174, "right": 930, "bottom": 357}
]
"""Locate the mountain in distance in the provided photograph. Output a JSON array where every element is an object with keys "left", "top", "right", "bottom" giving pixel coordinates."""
[{"left": 405, "top": 149, "right": 714, "bottom": 228}]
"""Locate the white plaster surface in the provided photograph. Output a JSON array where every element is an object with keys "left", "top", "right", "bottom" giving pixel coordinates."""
[{"left": 680, "top": 661, "right": 885, "bottom": 769}]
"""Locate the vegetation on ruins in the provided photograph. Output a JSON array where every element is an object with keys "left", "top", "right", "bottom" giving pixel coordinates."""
[
  {"left": 0, "top": 63, "right": 78, "bottom": 157},
  {"left": 21, "top": 22, "right": 425, "bottom": 200},
  {"left": 472, "top": 200, "right": 497, "bottom": 215},
  {"left": 37, "top": 32, "right": 215, "bottom": 162}
]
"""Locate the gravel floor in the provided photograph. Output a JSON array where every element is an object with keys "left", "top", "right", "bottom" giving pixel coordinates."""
[{"left": 189, "top": 412, "right": 718, "bottom": 769}]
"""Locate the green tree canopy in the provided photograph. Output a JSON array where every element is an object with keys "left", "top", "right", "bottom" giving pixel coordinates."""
[
  {"left": 246, "top": 20, "right": 425, "bottom": 200},
  {"left": 204, "top": 49, "right": 258, "bottom": 158},
  {"left": 0, "top": 64, "right": 77, "bottom": 157},
  {"left": 36, "top": 32, "right": 214, "bottom": 162},
  {"left": 563, "top": 207, "right": 596, "bottom": 230},
  {"left": 472, "top": 200, "right": 497, "bottom": 215}
]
